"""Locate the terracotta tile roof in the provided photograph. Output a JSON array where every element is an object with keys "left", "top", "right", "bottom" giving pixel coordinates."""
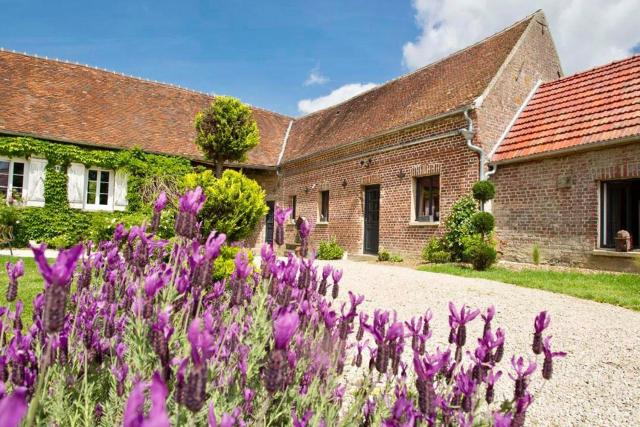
[
  {"left": 0, "top": 50, "right": 291, "bottom": 167},
  {"left": 283, "top": 14, "right": 534, "bottom": 162},
  {"left": 494, "top": 55, "right": 640, "bottom": 162}
]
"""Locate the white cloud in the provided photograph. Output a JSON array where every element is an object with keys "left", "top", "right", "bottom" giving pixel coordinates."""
[
  {"left": 402, "top": 0, "right": 640, "bottom": 75},
  {"left": 298, "top": 82, "right": 378, "bottom": 114},
  {"left": 304, "top": 69, "right": 329, "bottom": 86}
]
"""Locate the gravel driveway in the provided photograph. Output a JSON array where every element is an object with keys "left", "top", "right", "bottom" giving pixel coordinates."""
[{"left": 326, "top": 259, "right": 640, "bottom": 426}]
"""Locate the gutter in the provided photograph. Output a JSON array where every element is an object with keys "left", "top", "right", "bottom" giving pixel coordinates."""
[
  {"left": 459, "top": 108, "right": 488, "bottom": 180},
  {"left": 492, "top": 134, "right": 640, "bottom": 166}
]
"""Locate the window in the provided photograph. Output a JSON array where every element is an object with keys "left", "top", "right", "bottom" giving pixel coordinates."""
[
  {"left": 289, "top": 195, "right": 297, "bottom": 220},
  {"left": 0, "top": 159, "right": 26, "bottom": 202},
  {"left": 600, "top": 180, "right": 640, "bottom": 249},
  {"left": 85, "top": 168, "right": 112, "bottom": 208},
  {"left": 319, "top": 190, "right": 329, "bottom": 222},
  {"left": 415, "top": 175, "right": 440, "bottom": 222}
]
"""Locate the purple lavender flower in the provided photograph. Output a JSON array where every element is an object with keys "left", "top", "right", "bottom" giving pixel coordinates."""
[
  {"left": 298, "top": 219, "right": 312, "bottom": 257},
  {"left": 331, "top": 268, "right": 343, "bottom": 299},
  {"left": 176, "top": 187, "right": 206, "bottom": 238},
  {"left": 5, "top": 260, "right": 24, "bottom": 302},
  {"left": 265, "top": 310, "right": 300, "bottom": 393},
  {"left": 493, "top": 412, "right": 513, "bottom": 427},
  {"left": 532, "top": 311, "right": 550, "bottom": 354},
  {"left": 145, "top": 372, "right": 170, "bottom": 427},
  {"left": 484, "top": 369, "right": 502, "bottom": 404},
  {"left": 481, "top": 304, "right": 495, "bottom": 335},
  {"left": 448, "top": 302, "right": 480, "bottom": 348},
  {"left": 292, "top": 409, "right": 313, "bottom": 427},
  {"left": 33, "top": 244, "right": 83, "bottom": 334},
  {"left": 273, "top": 310, "right": 300, "bottom": 350},
  {"left": 154, "top": 191, "right": 168, "bottom": 213},
  {"left": 123, "top": 381, "right": 145, "bottom": 427},
  {"left": 274, "top": 205, "right": 293, "bottom": 246},
  {"left": 318, "top": 264, "right": 332, "bottom": 295},
  {"left": 541, "top": 336, "right": 566, "bottom": 380},
  {"left": 0, "top": 387, "right": 27, "bottom": 427},
  {"left": 509, "top": 356, "right": 537, "bottom": 400},
  {"left": 513, "top": 392, "right": 534, "bottom": 427}
]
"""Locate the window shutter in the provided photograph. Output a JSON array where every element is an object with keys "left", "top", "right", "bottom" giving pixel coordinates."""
[
  {"left": 25, "top": 158, "right": 47, "bottom": 207},
  {"left": 67, "top": 163, "right": 86, "bottom": 209},
  {"left": 114, "top": 170, "right": 128, "bottom": 211}
]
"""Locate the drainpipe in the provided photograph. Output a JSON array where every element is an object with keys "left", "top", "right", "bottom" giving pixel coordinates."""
[{"left": 459, "top": 108, "right": 487, "bottom": 180}]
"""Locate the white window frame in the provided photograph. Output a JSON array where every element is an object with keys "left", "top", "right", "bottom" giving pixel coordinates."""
[
  {"left": 0, "top": 156, "right": 29, "bottom": 204},
  {"left": 84, "top": 167, "right": 114, "bottom": 211}
]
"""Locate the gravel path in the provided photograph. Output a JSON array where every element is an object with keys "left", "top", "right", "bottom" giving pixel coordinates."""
[{"left": 326, "top": 259, "right": 640, "bottom": 426}]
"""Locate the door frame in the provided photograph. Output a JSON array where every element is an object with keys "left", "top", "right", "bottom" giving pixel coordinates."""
[
  {"left": 363, "top": 185, "right": 380, "bottom": 255},
  {"left": 265, "top": 200, "right": 275, "bottom": 244}
]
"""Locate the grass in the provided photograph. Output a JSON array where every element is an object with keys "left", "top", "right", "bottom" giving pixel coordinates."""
[
  {"left": 418, "top": 263, "right": 640, "bottom": 311},
  {"left": 1, "top": 255, "right": 45, "bottom": 323}
]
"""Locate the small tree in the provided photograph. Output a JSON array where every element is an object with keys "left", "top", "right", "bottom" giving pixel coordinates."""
[
  {"left": 184, "top": 169, "right": 268, "bottom": 241},
  {"left": 194, "top": 96, "right": 260, "bottom": 178}
]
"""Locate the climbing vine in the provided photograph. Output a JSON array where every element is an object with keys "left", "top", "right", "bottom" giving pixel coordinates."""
[{"left": 0, "top": 136, "right": 194, "bottom": 246}]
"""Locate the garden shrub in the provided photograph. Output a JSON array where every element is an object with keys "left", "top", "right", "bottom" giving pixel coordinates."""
[
  {"left": 212, "top": 244, "right": 255, "bottom": 281},
  {"left": 317, "top": 237, "right": 344, "bottom": 260},
  {"left": 532, "top": 244, "right": 541, "bottom": 265},
  {"left": 184, "top": 169, "right": 268, "bottom": 242},
  {"left": 472, "top": 180, "right": 496, "bottom": 203},
  {"left": 442, "top": 195, "right": 478, "bottom": 261},
  {"left": 422, "top": 238, "right": 451, "bottom": 264},
  {"left": 0, "top": 187, "right": 563, "bottom": 426},
  {"left": 378, "top": 247, "right": 403, "bottom": 262},
  {"left": 470, "top": 211, "right": 495, "bottom": 235},
  {"left": 462, "top": 234, "right": 497, "bottom": 270},
  {"left": 377, "top": 247, "right": 390, "bottom": 261}
]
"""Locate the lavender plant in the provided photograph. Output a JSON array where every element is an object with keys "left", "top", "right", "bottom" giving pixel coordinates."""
[{"left": 0, "top": 196, "right": 564, "bottom": 426}]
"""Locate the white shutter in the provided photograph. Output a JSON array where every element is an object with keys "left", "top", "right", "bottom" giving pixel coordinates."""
[
  {"left": 25, "top": 158, "right": 47, "bottom": 207},
  {"left": 113, "top": 170, "right": 128, "bottom": 211},
  {"left": 67, "top": 163, "right": 86, "bottom": 209}
]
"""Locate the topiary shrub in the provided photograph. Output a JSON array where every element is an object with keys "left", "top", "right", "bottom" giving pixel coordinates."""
[
  {"left": 317, "top": 237, "right": 344, "bottom": 260},
  {"left": 462, "top": 234, "right": 497, "bottom": 271},
  {"left": 442, "top": 196, "right": 478, "bottom": 261},
  {"left": 184, "top": 169, "right": 268, "bottom": 242},
  {"left": 472, "top": 180, "right": 496, "bottom": 203},
  {"left": 470, "top": 211, "right": 495, "bottom": 235}
]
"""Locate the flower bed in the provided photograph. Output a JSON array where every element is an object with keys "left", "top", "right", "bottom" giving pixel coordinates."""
[{"left": 0, "top": 189, "right": 563, "bottom": 426}]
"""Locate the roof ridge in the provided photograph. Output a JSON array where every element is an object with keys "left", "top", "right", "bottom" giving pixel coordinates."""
[
  {"left": 539, "top": 54, "right": 640, "bottom": 89},
  {"left": 0, "top": 47, "right": 294, "bottom": 120},
  {"left": 294, "top": 10, "right": 540, "bottom": 120}
]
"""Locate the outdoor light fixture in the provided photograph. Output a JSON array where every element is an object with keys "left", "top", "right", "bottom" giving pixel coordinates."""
[
  {"left": 54, "top": 164, "right": 62, "bottom": 172},
  {"left": 342, "top": 179, "right": 347, "bottom": 188},
  {"left": 396, "top": 169, "right": 406, "bottom": 179},
  {"left": 459, "top": 129, "right": 475, "bottom": 140},
  {"left": 304, "top": 187, "right": 309, "bottom": 194}
]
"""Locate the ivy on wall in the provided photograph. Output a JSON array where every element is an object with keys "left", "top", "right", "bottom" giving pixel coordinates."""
[{"left": 0, "top": 136, "right": 194, "bottom": 246}]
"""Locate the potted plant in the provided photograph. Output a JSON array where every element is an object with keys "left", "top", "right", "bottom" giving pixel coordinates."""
[{"left": 614, "top": 230, "right": 632, "bottom": 252}]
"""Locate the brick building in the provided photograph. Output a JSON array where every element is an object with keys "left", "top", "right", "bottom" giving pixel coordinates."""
[
  {"left": 1, "top": 10, "right": 638, "bottom": 270},
  {"left": 491, "top": 55, "right": 640, "bottom": 271}
]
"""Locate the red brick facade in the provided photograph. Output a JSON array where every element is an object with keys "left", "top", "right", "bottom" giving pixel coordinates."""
[
  {"left": 492, "top": 142, "right": 640, "bottom": 272},
  {"left": 277, "top": 114, "right": 478, "bottom": 256}
]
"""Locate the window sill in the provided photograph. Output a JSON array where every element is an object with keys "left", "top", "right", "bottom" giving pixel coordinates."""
[
  {"left": 83, "top": 205, "right": 115, "bottom": 212},
  {"left": 592, "top": 249, "right": 640, "bottom": 258},
  {"left": 316, "top": 221, "right": 329, "bottom": 226},
  {"left": 409, "top": 221, "right": 440, "bottom": 227}
]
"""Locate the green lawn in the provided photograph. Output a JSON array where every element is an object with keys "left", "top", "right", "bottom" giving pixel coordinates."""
[
  {"left": 0, "top": 255, "right": 46, "bottom": 323},
  {"left": 418, "top": 264, "right": 640, "bottom": 311}
]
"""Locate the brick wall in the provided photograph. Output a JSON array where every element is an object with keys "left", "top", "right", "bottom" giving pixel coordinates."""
[
  {"left": 476, "top": 12, "right": 563, "bottom": 156},
  {"left": 278, "top": 115, "right": 479, "bottom": 257},
  {"left": 492, "top": 142, "right": 640, "bottom": 272}
]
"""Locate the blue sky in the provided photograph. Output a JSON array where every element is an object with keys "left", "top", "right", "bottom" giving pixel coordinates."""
[
  {"left": 2, "top": 1, "right": 639, "bottom": 117},
  {"left": 0, "top": 0, "right": 416, "bottom": 116}
]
